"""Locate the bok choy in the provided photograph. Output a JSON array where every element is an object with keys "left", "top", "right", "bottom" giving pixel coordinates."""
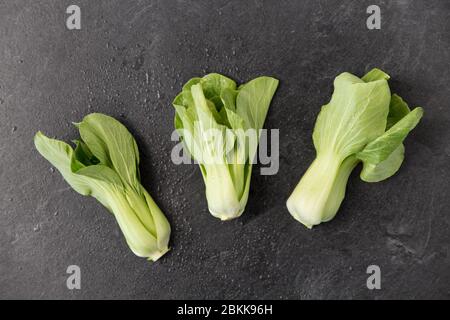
[
  {"left": 34, "top": 113, "right": 171, "bottom": 261},
  {"left": 286, "top": 68, "right": 423, "bottom": 228},
  {"left": 173, "top": 73, "right": 278, "bottom": 220}
]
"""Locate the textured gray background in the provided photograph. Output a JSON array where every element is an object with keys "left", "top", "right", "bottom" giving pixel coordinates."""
[{"left": 1, "top": 0, "right": 449, "bottom": 299}]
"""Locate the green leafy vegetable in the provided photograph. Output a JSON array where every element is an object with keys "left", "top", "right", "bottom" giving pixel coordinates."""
[
  {"left": 173, "top": 73, "right": 278, "bottom": 220},
  {"left": 34, "top": 113, "right": 170, "bottom": 261},
  {"left": 287, "top": 68, "right": 423, "bottom": 228}
]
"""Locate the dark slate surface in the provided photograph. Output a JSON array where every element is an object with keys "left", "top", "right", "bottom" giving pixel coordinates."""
[{"left": 1, "top": 0, "right": 449, "bottom": 299}]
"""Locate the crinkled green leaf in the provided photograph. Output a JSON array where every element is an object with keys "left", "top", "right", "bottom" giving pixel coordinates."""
[
  {"left": 386, "top": 94, "right": 411, "bottom": 129},
  {"left": 191, "top": 84, "right": 230, "bottom": 164},
  {"left": 34, "top": 132, "right": 91, "bottom": 196},
  {"left": 236, "top": 76, "right": 279, "bottom": 132},
  {"left": 200, "top": 73, "right": 236, "bottom": 102},
  {"left": 360, "top": 144, "right": 405, "bottom": 182},
  {"left": 73, "top": 139, "right": 99, "bottom": 166},
  {"left": 356, "top": 107, "right": 423, "bottom": 164},
  {"left": 221, "top": 88, "right": 237, "bottom": 112},
  {"left": 75, "top": 164, "right": 124, "bottom": 212},
  {"left": 77, "top": 113, "right": 140, "bottom": 188},
  {"left": 362, "top": 68, "right": 390, "bottom": 82},
  {"left": 218, "top": 88, "right": 239, "bottom": 127},
  {"left": 313, "top": 72, "right": 391, "bottom": 159}
]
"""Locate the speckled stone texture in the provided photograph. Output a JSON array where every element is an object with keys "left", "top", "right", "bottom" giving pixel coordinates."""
[{"left": 1, "top": 0, "right": 449, "bottom": 299}]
